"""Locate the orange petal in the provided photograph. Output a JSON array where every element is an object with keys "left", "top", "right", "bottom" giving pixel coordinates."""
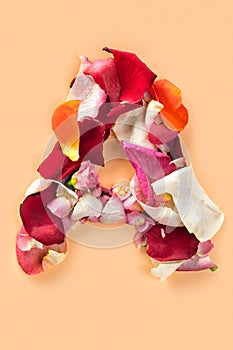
[
  {"left": 150, "top": 79, "right": 188, "bottom": 131},
  {"left": 51, "top": 100, "right": 81, "bottom": 161}
]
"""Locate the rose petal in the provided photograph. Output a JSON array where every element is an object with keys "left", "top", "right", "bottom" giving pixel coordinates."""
[
  {"left": 113, "top": 106, "right": 155, "bottom": 150},
  {"left": 47, "top": 196, "right": 72, "bottom": 218},
  {"left": 67, "top": 55, "right": 106, "bottom": 119},
  {"left": 134, "top": 231, "right": 147, "bottom": 249},
  {"left": 16, "top": 226, "right": 67, "bottom": 275},
  {"left": 121, "top": 141, "right": 176, "bottom": 183},
  {"left": 38, "top": 117, "right": 106, "bottom": 181},
  {"left": 51, "top": 100, "right": 81, "bottom": 161},
  {"left": 71, "top": 193, "right": 103, "bottom": 220},
  {"left": 150, "top": 79, "right": 188, "bottom": 131},
  {"left": 151, "top": 261, "right": 184, "bottom": 281},
  {"left": 177, "top": 255, "right": 216, "bottom": 271},
  {"left": 103, "top": 47, "right": 156, "bottom": 103},
  {"left": 197, "top": 240, "right": 214, "bottom": 257},
  {"left": 20, "top": 185, "right": 65, "bottom": 245},
  {"left": 42, "top": 250, "right": 66, "bottom": 270},
  {"left": 130, "top": 176, "right": 183, "bottom": 227},
  {"left": 152, "top": 166, "right": 224, "bottom": 241},
  {"left": 146, "top": 224, "right": 199, "bottom": 262},
  {"left": 84, "top": 58, "right": 121, "bottom": 102},
  {"left": 100, "top": 195, "right": 126, "bottom": 224}
]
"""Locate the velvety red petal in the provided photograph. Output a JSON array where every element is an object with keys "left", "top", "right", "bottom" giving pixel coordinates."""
[
  {"left": 103, "top": 47, "right": 156, "bottom": 103},
  {"left": 146, "top": 224, "right": 199, "bottom": 262},
  {"left": 84, "top": 58, "right": 121, "bottom": 102},
  {"left": 38, "top": 117, "right": 106, "bottom": 181},
  {"left": 20, "top": 186, "right": 65, "bottom": 245},
  {"left": 16, "top": 226, "right": 48, "bottom": 275}
]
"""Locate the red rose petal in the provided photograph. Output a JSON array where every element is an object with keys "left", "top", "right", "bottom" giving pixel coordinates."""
[
  {"left": 38, "top": 117, "right": 106, "bottom": 180},
  {"left": 16, "top": 226, "right": 48, "bottom": 275},
  {"left": 146, "top": 224, "right": 199, "bottom": 262},
  {"left": 20, "top": 186, "right": 65, "bottom": 245},
  {"left": 84, "top": 58, "right": 121, "bottom": 102},
  {"left": 103, "top": 47, "right": 156, "bottom": 103}
]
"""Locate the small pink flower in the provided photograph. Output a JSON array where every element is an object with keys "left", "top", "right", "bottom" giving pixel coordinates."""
[{"left": 73, "top": 160, "right": 100, "bottom": 192}]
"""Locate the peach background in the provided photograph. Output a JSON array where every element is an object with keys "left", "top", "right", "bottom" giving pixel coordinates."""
[{"left": 1, "top": 1, "right": 232, "bottom": 349}]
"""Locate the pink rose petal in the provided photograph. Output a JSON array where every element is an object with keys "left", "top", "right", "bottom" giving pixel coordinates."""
[{"left": 177, "top": 255, "right": 216, "bottom": 271}]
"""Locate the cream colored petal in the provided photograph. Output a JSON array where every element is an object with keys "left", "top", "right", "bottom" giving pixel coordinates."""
[
  {"left": 152, "top": 166, "right": 224, "bottom": 241},
  {"left": 145, "top": 100, "right": 163, "bottom": 130},
  {"left": 42, "top": 250, "right": 66, "bottom": 270},
  {"left": 151, "top": 261, "right": 184, "bottom": 281},
  {"left": 25, "top": 178, "right": 51, "bottom": 197},
  {"left": 67, "top": 55, "right": 106, "bottom": 119},
  {"left": 100, "top": 195, "right": 126, "bottom": 224},
  {"left": 130, "top": 177, "right": 183, "bottom": 227},
  {"left": 71, "top": 193, "right": 103, "bottom": 220},
  {"left": 113, "top": 106, "right": 155, "bottom": 149}
]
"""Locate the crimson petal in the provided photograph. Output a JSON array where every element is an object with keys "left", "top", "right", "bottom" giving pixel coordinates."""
[
  {"left": 146, "top": 224, "right": 199, "bottom": 262},
  {"left": 103, "top": 47, "right": 156, "bottom": 103},
  {"left": 84, "top": 58, "right": 121, "bottom": 102},
  {"left": 20, "top": 185, "right": 65, "bottom": 245},
  {"left": 38, "top": 117, "right": 106, "bottom": 181}
]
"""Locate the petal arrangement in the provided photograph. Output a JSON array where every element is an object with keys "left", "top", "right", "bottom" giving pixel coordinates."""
[{"left": 16, "top": 47, "right": 224, "bottom": 280}]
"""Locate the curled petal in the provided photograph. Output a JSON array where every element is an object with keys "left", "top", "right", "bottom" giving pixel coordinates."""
[
  {"left": 103, "top": 47, "right": 156, "bottom": 103},
  {"left": 145, "top": 100, "right": 164, "bottom": 131},
  {"left": 100, "top": 195, "right": 126, "bottom": 224},
  {"left": 152, "top": 166, "right": 224, "bottom": 241},
  {"left": 146, "top": 224, "right": 199, "bottom": 262}
]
